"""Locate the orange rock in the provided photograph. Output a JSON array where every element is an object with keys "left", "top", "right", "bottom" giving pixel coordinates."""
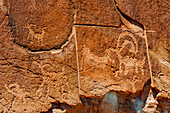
[{"left": 0, "top": 0, "right": 169, "bottom": 112}]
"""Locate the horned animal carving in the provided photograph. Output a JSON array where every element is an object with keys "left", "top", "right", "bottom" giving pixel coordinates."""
[{"left": 82, "top": 30, "right": 146, "bottom": 78}]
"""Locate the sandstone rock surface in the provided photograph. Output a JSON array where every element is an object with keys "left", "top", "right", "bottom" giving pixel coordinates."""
[
  {"left": 0, "top": 0, "right": 169, "bottom": 113},
  {"left": 116, "top": 0, "right": 170, "bottom": 112}
]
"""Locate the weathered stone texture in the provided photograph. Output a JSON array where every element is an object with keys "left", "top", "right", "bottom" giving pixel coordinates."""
[
  {"left": 116, "top": 0, "right": 170, "bottom": 112},
  {"left": 0, "top": 1, "right": 79, "bottom": 111},
  {"left": 76, "top": 26, "right": 150, "bottom": 95},
  {"left": 73, "top": 0, "right": 121, "bottom": 26},
  {"left": 0, "top": 0, "right": 169, "bottom": 113},
  {"left": 6, "top": 0, "right": 74, "bottom": 51}
]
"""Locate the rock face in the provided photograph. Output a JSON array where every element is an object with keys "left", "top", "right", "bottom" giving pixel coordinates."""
[
  {"left": 0, "top": 1, "right": 79, "bottom": 112},
  {"left": 7, "top": 0, "right": 74, "bottom": 51},
  {"left": 0, "top": 0, "right": 169, "bottom": 113},
  {"left": 76, "top": 26, "right": 150, "bottom": 94},
  {"left": 115, "top": 0, "right": 170, "bottom": 112}
]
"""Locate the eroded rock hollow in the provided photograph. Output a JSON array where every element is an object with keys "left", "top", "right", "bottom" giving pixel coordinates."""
[{"left": 0, "top": 0, "right": 169, "bottom": 113}]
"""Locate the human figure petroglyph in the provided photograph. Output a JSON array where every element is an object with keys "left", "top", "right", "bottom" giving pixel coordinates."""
[
  {"left": 0, "top": 0, "right": 154, "bottom": 112},
  {"left": 5, "top": 83, "right": 30, "bottom": 104},
  {"left": 36, "top": 78, "right": 48, "bottom": 98},
  {"left": 4, "top": 0, "right": 81, "bottom": 107}
]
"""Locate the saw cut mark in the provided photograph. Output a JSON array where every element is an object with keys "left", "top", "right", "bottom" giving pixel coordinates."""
[{"left": 74, "top": 10, "right": 81, "bottom": 103}]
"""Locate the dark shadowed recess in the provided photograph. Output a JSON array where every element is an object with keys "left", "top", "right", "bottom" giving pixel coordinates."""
[
  {"left": 42, "top": 79, "right": 151, "bottom": 113},
  {"left": 151, "top": 87, "right": 170, "bottom": 113},
  {"left": 151, "top": 87, "right": 159, "bottom": 99},
  {"left": 112, "top": 0, "right": 145, "bottom": 30},
  {"left": 156, "top": 97, "right": 170, "bottom": 113}
]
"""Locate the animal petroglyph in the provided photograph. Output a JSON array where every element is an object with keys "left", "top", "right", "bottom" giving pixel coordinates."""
[
  {"left": 8, "top": 0, "right": 74, "bottom": 51},
  {"left": 82, "top": 30, "right": 146, "bottom": 77},
  {"left": 117, "top": 31, "right": 138, "bottom": 54}
]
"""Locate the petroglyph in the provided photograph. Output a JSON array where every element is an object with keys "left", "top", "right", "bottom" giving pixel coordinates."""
[
  {"left": 117, "top": 31, "right": 138, "bottom": 53},
  {"left": 5, "top": 83, "right": 30, "bottom": 106},
  {"left": 8, "top": 0, "right": 74, "bottom": 51},
  {"left": 0, "top": 0, "right": 158, "bottom": 112},
  {"left": 26, "top": 24, "right": 45, "bottom": 47},
  {"left": 81, "top": 30, "right": 146, "bottom": 77},
  {"left": 76, "top": 25, "right": 150, "bottom": 93},
  {"left": 35, "top": 77, "right": 49, "bottom": 100}
]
